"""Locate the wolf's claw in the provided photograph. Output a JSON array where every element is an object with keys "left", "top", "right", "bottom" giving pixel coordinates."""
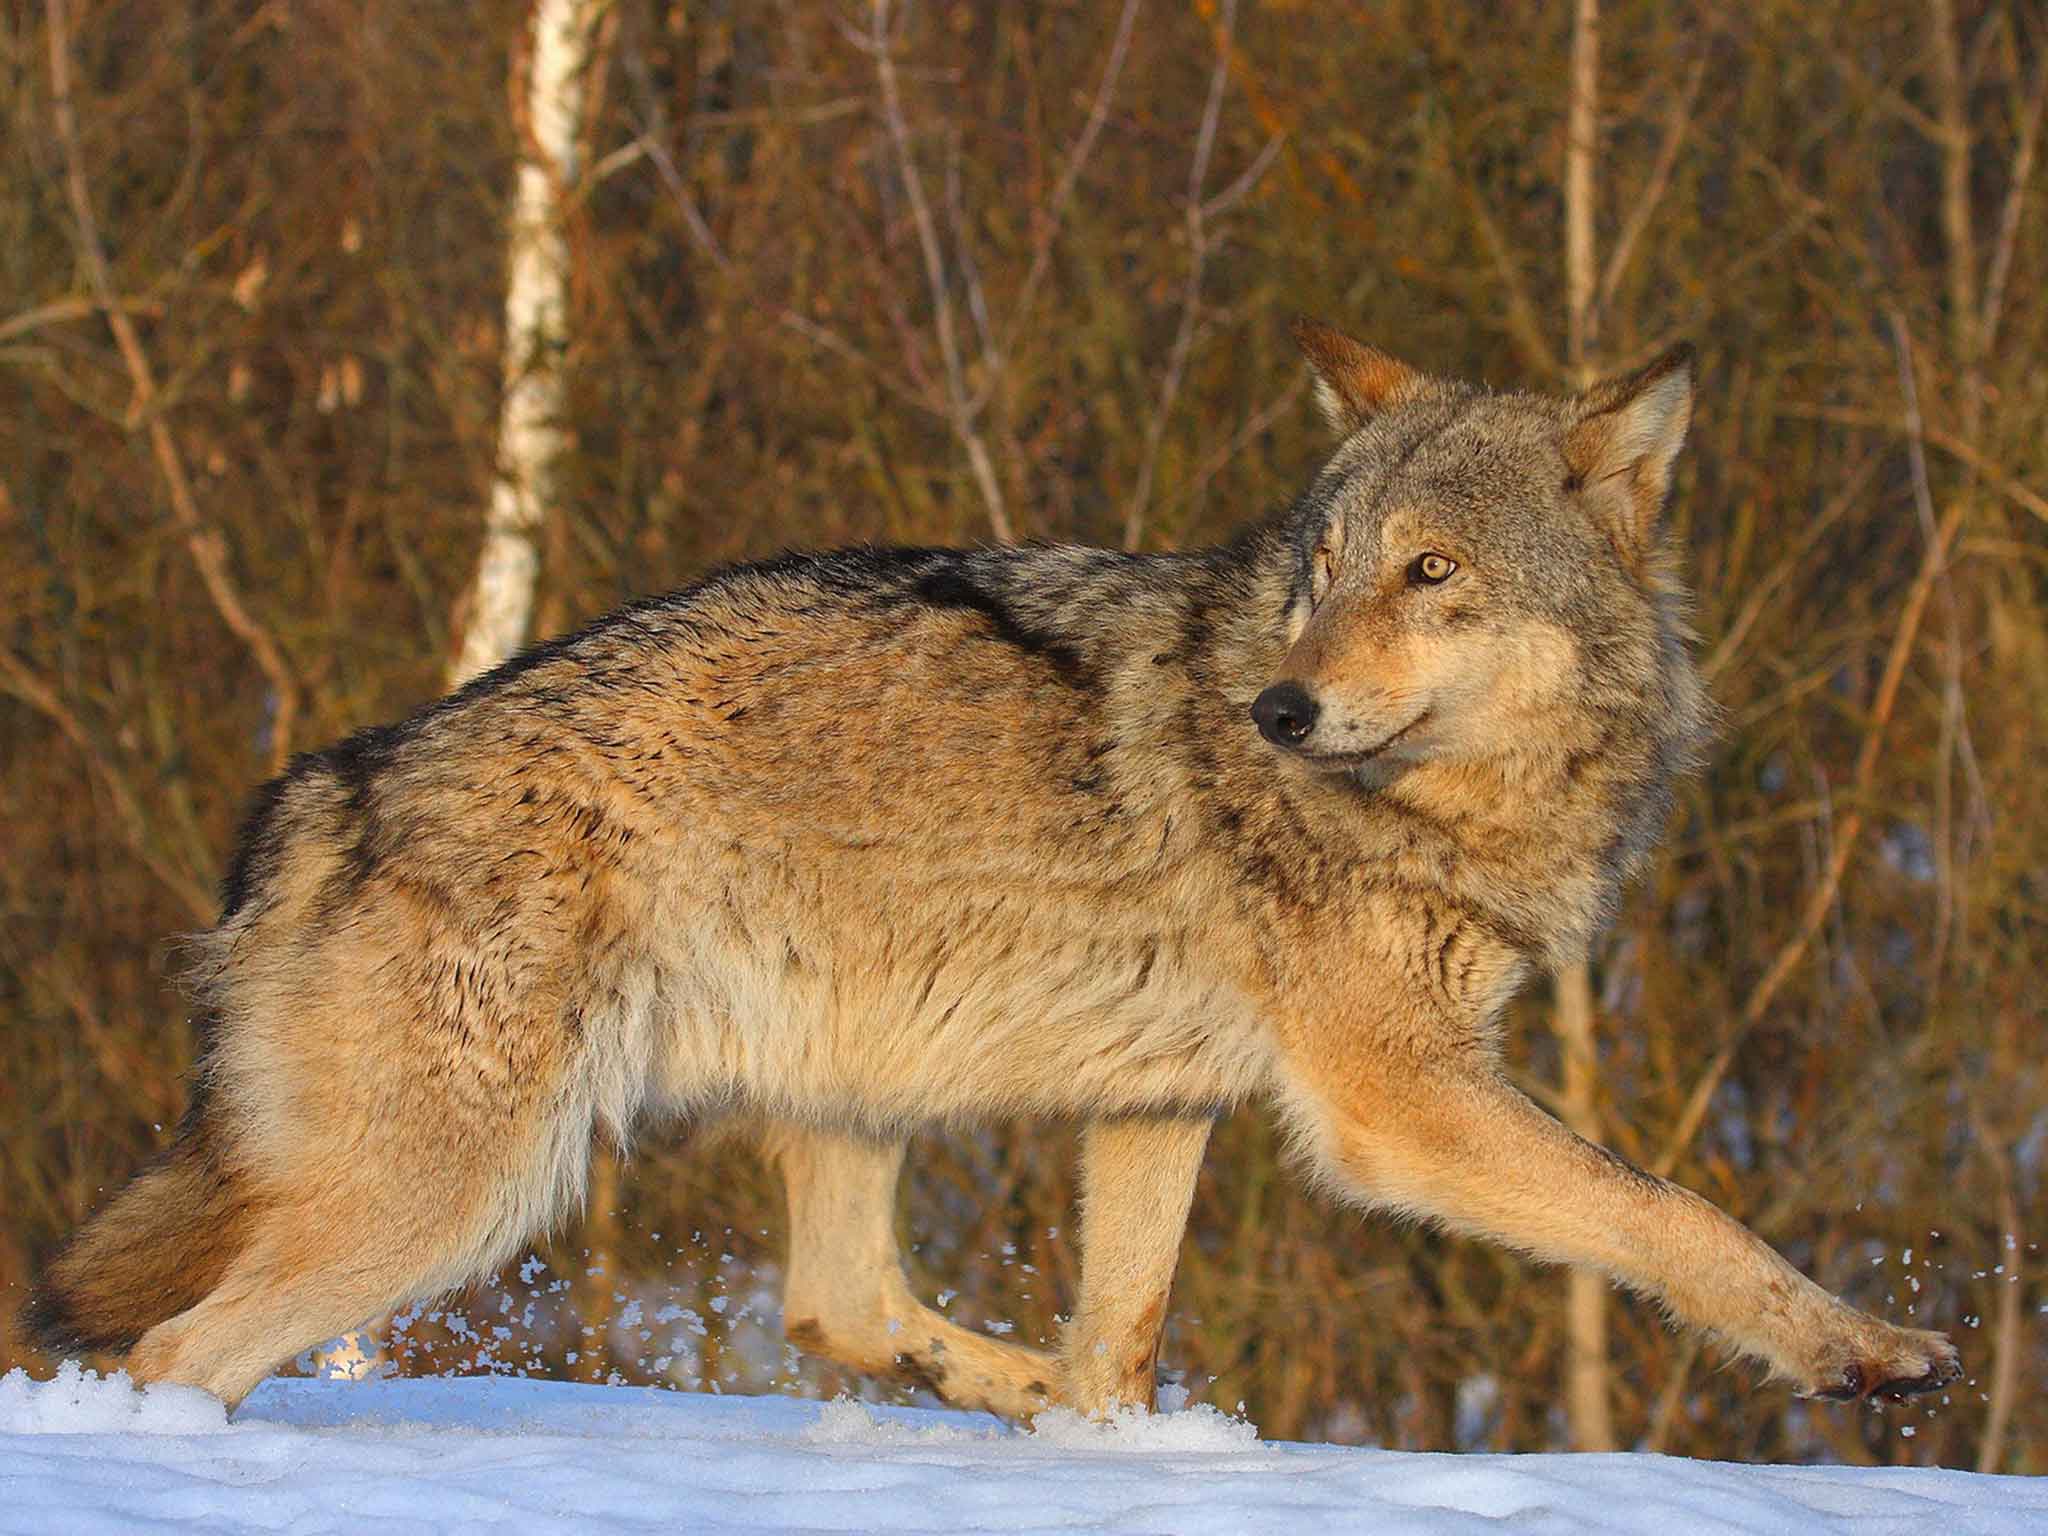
[{"left": 1807, "top": 1334, "right": 1961, "bottom": 1403}]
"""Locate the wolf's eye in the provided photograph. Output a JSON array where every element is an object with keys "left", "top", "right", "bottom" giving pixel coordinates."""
[
  {"left": 1410, "top": 552, "right": 1458, "bottom": 585},
  {"left": 1313, "top": 545, "right": 1336, "bottom": 597}
]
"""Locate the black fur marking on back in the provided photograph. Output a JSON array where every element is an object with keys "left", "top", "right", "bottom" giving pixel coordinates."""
[
  {"left": 217, "top": 772, "right": 293, "bottom": 922},
  {"left": 905, "top": 562, "right": 1099, "bottom": 691},
  {"left": 321, "top": 722, "right": 406, "bottom": 810}
]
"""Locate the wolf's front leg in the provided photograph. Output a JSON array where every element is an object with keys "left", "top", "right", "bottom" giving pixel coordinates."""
[
  {"left": 1059, "top": 1115, "right": 1213, "bottom": 1416},
  {"left": 1286, "top": 1062, "right": 1958, "bottom": 1402}
]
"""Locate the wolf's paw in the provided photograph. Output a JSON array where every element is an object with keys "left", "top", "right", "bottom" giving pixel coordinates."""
[{"left": 1803, "top": 1326, "right": 1961, "bottom": 1402}]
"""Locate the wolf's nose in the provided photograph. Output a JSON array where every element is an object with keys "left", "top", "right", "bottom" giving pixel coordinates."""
[{"left": 1252, "top": 683, "right": 1319, "bottom": 747}]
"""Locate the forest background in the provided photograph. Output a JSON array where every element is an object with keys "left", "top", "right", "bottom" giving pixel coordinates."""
[{"left": 2, "top": 0, "right": 2043, "bottom": 1472}]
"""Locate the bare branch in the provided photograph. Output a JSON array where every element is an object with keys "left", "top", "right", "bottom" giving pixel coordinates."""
[
  {"left": 1461, "top": 178, "right": 1563, "bottom": 379},
  {"left": 0, "top": 294, "right": 163, "bottom": 346},
  {"left": 1973, "top": 1126, "right": 2024, "bottom": 1473},
  {"left": 1160, "top": 366, "right": 1310, "bottom": 527},
  {"left": 1776, "top": 403, "right": 2048, "bottom": 524},
  {"left": 1828, "top": 46, "right": 1948, "bottom": 143},
  {"left": 46, "top": 0, "right": 300, "bottom": 773},
  {"left": 870, "top": 0, "right": 1013, "bottom": 542},
  {"left": 636, "top": 117, "right": 944, "bottom": 422},
  {"left": 997, "top": 0, "right": 1143, "bottom": 367},
  {"left": 1654, "top": 373, "right": 1972, "bottom": 1179},
  {"left": 1981, "top": 45, "right": 2047, "bottom": 350},
  {"left": 634, "top": 125, "right": 730, "bottom": 272},
  {"left": 0, "top": 648, "right": 215, "bottom": 924},
  {"left": 1124, "top": 0, "right": 1277, "bottom": 552},
  {"left": 1701, "top": 451, "right": 1877, "bottom": 681},
  {"left": 1890, "top": 311, "right": 1967, "bottom": 988},
  {"left": 1642, "top": 1337, "right": 1704, "bottom": 1454},
  {"left": 1929, "top": 0, "right": 1980, "bottom": 379},
  {"left": 945, "top": 136, "right": 998, "bottom": 375},
  {"left": 1594, "top": 48, "right": 1710, "bottom": 331},
  {"left": 1200, "top": 131, "right": 1284, "bottom": 224}
]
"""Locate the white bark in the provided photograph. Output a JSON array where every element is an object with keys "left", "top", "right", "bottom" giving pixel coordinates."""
[
  {"left": 388, "top": 0, "right": 600, "bottom": 1380},
  {"left": 1558, "top": 0, "right": 1617, "bottom": 1455},
  {"left": 450, "top": 0, "right": 603, "bottom": 687},
  {"left": 1564, "top": 0, "right": 1599, "bottom": 382}
]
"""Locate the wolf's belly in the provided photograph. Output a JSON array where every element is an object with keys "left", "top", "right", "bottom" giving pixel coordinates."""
[{"left": 640, "top": 858, "right": 1274, "bottom": 1128}]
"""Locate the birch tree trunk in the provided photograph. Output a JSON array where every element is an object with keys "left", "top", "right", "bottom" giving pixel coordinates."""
[
  {"left": 369, "top": 0, "right": 605, "bottom": 1383},
  {"left": 449, "top": 0, "right": 603, "bottom": 688},
  {"left": 1556, "top": 0, "right": 1619, "bottom": 1455}
]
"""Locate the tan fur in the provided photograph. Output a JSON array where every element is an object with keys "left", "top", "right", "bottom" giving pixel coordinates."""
[
  {"left": 22, "top": 1131, "right": 254, "bottom": 1356},
  {"left": 25, "top": 325, "right": 1957, "bottom": 1421}
]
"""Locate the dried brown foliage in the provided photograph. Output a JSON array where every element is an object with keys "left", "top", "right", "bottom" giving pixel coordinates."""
[{"left": 3, "top": 0, "right": 2042, "bottom": 1469}]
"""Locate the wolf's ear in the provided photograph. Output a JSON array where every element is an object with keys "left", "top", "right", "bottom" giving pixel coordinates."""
[
  {"left": 1564, "top": 343, "right": 1695, "bottom": 565},
  {"left": 1291, "top": 317, "right": 1430, "bottom": 435}
]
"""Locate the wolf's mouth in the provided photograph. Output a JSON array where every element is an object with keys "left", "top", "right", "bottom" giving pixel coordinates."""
[{"left": 1298, "top": 709, "right": 1433, "bottom": 769}]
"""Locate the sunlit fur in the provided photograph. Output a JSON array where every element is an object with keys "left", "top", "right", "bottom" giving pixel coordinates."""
[{"left": 24, "top": 328, "right": 1957, "bottom": 1419}]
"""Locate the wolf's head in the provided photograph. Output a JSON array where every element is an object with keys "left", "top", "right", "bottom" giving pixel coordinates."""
[
  {"left": 1256, "top": 321, "right": 1706, "bottom": 767},
  {"left": 1253, "top": 320, "right": 1712, "bottom": 888}
]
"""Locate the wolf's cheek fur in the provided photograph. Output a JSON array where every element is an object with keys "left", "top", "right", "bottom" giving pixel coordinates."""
[{"left": 1419, "top": 622, "right": 1582, "bottom": 757}]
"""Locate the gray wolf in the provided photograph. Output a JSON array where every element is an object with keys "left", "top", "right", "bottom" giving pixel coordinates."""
[{"left": 24, "top": 321, "right": 1960, "bottom": 1418}]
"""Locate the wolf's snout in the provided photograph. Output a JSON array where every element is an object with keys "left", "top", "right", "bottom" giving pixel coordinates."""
[{"left": 1252, "top": 682, "right": 1319, "bottom": 748}]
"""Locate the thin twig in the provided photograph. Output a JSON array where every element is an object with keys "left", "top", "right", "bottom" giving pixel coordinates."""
[
  {"left": 1594, "top": 49, "right": 1710, "bottom": 330},
  {"left": 870, "top": 0, "right": 1013, "bottom": 542},
  {"left": 1889, "top": 311, "right": 1967, "bottom": 988},
  {"left": 1973, "top": 1124, "right": 2023, "bottom": 1474},
  {"left": 1701, "top": 451, "right": 1878, "bottom": 681},
  {"left": 1775, "top": 403, "right": 2048, "bottom": 525},
  {"left": 1460, "top": 178, "right": 1563, "bottom": 379},
  {"left": 0, "top": 649, "right": 216, "bottom": 923},
  {"left": 945, "top": 135, "right": 998, "bottom": 377},
  {"left": 1929, "top": 0, "right": 1980, "bottom": 381},
  {"left": 1980, "top": 44, "right": 2047, "bottom": 350},
  {"left": 1825, "top": 38, "right": 1948, "bottom": 144},
  {"left": 1653, "top": 449, "right": 1972, "bottom": 1179},
  {"left": 995, "top": 0, "right": 1142, "bottom": 371},
  {"left": 1160, "top": 367, "right": 1310, "bottom": 525},
  {"left": 0, "top": 294, "right": 164, "bottom": 345},
  {"left": 633, "top": 125, "right": 729, "bottom": 270},
  {"left": 636, "top": 123, "right": 940, "bottom": 420},
  {"left": 1642, "top": 1337, "right": 1702, "bottom": 1454},
  {"left": 1122, "top": 0, "right": 1279, "bottom": 552},
  {"left": 46, "top": 0, "right": 299, "bottom": 774},
  {"left": 1200, "top": 130, "right": 1283, "bottom": 223}
]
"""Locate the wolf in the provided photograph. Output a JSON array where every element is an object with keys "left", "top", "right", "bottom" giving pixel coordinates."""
[{"left": 24, "top": 321, "right": 1959, "bottom": 1420}]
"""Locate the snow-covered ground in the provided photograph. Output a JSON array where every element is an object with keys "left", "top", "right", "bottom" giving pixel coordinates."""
[{"left": 4, "top": 1365, "right": 2043, "bottom": 1535}]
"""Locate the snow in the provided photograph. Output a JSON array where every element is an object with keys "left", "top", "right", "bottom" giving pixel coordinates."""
[{"left": 4, "top": 1365, "right": 2044, "bottom": 1535}]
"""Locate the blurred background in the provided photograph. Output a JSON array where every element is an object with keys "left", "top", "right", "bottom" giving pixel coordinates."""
[{"left": 2, "top": 0, "right": 2042, "bottom": 1471}]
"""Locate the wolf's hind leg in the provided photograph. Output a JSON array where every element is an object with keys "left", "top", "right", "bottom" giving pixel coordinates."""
[
  {"left": 1059, "top": 1116, "right": 1211, "bottom": 1416},
  {"left": 125, "top": 1093, "right": 591, "bottom": 1410},
  {"left": 126, "top": 1203, "right": 474, "bottom": 1411},
  {"left": 765, "top": 1123, "right": 1057, "bottom": 1417}
]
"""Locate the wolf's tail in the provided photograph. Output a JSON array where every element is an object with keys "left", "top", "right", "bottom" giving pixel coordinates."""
[{"left": 20, "top": 1118, "right": 252, "bottom": 1357}]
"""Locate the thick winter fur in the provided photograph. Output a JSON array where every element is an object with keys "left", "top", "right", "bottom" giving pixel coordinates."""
[{"left": 25, "top": 323, "right": 1958, "bottom": 1418}]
